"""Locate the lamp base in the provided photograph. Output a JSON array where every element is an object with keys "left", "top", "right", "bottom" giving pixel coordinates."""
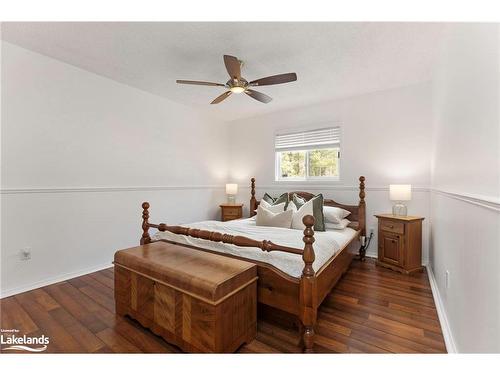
[
  {"left": 392, "top": 203, "right": 407, "bottom": 216},
  {"left": 227, "top": 195, "right": 236, "bottom": 204}
]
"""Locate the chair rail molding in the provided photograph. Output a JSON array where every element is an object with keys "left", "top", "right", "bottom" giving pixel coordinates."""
[
  {"left": 431, "top": 188, "right": 500, "bottom": 212},
  {"left": 0, "top": 185, "right": 225, "bottom": 194}
]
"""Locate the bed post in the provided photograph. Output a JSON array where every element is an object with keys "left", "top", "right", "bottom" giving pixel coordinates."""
[
  {"left": 250, "top": 177, "right": 257, "bottom": 217},
  {"left": 358, "top": 176, "right": 366, "bottom": 260},
  {"left": 299, "top": 215, "right": 317, "bottom": 353},
  {"left": 140, "top": 202, "right": 151, "bottom": 245}
]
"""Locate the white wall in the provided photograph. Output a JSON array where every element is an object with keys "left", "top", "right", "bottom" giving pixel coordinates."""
[
  {"left": 0, "top": 42, "right": 228, "bottom": 296},
  {"left": 228, "top": 83, "right": 433, "bottom": 260},
  {"left": 430, "top": 23, "right": 500, "bottom": 353}
]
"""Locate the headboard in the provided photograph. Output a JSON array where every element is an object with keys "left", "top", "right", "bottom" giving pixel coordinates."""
[{"left": 249, "top": 176, "right": 366, "bottom": 236}]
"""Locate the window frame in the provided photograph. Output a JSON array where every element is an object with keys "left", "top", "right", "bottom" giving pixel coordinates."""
[{"left": 274, "top": 127, "right": 342, "bottom": 182}]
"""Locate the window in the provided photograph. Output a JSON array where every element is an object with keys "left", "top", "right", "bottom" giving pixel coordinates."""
[{"left": 275, "top": 127, "right": 340, "bottom": 181}]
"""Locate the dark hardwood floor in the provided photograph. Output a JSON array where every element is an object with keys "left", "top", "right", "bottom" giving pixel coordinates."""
[{"left": 0, "top": 258, "right": 446, "bottom": 353}]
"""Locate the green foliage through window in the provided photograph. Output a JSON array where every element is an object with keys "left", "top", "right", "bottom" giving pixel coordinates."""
[
  {"left": 279, "top": 151, "right": 306, "bottom": 178},
  {"left": 277, "top": 148, "right": 339, "bottom": 180},
  {"left": 308, "top": 149, "right": 338, "bottom": 177}
]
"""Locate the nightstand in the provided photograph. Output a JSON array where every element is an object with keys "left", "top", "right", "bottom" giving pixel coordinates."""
[
  {"left": 375, "top": 214, "right": 424, "bottom": 274},
  {"left": 220, "top": 203, "right": 244, "bottom": 222}
]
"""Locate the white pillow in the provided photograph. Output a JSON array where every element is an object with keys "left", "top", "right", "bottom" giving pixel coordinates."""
[
  {"left": 259, "top": 199, "right": 286, "bottom": 214},
  {"left": 325, "top": 219, "right": 351, "bottom": 230},
  {"left": 289, "top": 200, "right": 314, "bottom": 230},
  {"left": 323, "top": 206, "right": 351, "bottom": 224},
  {"left": 255, "top": 205, "right": 293, "bottom": 228}
]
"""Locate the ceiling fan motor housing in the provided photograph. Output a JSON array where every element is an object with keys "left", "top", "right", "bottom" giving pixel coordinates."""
[{"left": 226, "top": 78, "right": 249, "bottom": 91}]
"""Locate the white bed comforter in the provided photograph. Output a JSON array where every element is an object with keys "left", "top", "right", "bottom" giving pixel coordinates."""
[{"left": 151, "top": 218, "right": 357, "bottom": 278}]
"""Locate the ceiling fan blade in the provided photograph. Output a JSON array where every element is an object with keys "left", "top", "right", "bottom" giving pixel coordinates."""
[
  {"left": 223, "top": 55, "right": 241, "bottom": 80},
  {"left": 210, "top": 91, "right": 232, "bottom": 104},
  {"left": 249, "top": 73, "right": 297, "bottom": 86},
  {"left": 245, "top": 89, "right": 272, "bottom": 104},
  {"left": 176, "top": 80, "right": 225, "bottom": 87}
]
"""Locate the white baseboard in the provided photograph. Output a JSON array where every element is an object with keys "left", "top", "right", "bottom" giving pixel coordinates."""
[
  {"left": 426, "top": 264, "right": 457, "bottom": 353},
  {"left": 0, "top": 262, "right": 113, "bottom": 298},
  {"left": 365, "top": 250, "right": 377, "bottom": 259}
]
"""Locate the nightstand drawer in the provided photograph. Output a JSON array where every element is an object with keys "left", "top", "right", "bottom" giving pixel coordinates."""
[
  {"left": 224, "top": 207, "right": 240, "bottom": 216},
  {"left": 379, "top": 220, "right": 404, "bottom": 234}
]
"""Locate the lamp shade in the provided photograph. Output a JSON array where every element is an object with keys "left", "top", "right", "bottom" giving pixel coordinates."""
[
  {"left": 389, "top": 184, "right": 412, "bottom": 201},
  {"left": 225, "top": 183, "right": 238, "bottom": 195}
]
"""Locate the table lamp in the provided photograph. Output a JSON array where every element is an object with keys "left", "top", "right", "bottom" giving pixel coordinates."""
[
  {"left": 225, "top": 183, "right": 238, "bottom": 204},
  {"left": 389, "top": 184, "right": 411, "bottom": 216}
]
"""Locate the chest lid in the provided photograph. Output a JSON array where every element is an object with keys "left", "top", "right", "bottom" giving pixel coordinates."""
[{"left": 114, "top": 241, "right": 257, "bottom": 304}]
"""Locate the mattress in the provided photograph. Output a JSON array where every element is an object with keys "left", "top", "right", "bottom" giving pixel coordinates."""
[{"left": 151, "top": 218, "right": 358, "bottom": 278}]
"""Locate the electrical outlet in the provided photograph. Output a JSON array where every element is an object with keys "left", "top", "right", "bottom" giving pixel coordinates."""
[
  {"left": 445, "top": 270, "right": 450, "bottom": 289},
  {"left": 369, "top": 227, "right": 374, "bottom": 236},
  {"left": 20, "top": 247, "right": 31, "bottom": 261}
]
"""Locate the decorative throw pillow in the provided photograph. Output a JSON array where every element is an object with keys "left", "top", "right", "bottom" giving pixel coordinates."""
[
  {"left": 325, "top": 218, "right": 351, "bottom": 230},
  {"left": 323, "top": 206, "right": 351, "bottom": 224},
  {"left": 262, "top": 192, "right": 289, "bottom": 206},
  {"left": 255, "top": 205, "right": 293, "bottom": 228},
  {"left": 292, "top": 194, "right": 306, "bottom": 206},
  {"left": 292, "top": 193, "right": 325, "bottom": 231},
  {"left": 288, "top": 200, "right": 314, "bottom": 230},
  {"left": 259, "top": 199, "right": 287, "bottom": 214}
]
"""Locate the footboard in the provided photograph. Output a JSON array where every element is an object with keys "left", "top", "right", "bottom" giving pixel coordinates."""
[{"left": 141, "top": 203, "right": 304, "bottom": 255}]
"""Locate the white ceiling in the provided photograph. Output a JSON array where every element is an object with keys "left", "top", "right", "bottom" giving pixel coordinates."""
[{"left": 1, "top": 22, "right": 444, "bottom": 121}]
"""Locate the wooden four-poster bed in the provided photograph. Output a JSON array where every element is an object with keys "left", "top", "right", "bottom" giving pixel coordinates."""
[{"left": 135, "top": 176, "right": 366, "bottom": 352}]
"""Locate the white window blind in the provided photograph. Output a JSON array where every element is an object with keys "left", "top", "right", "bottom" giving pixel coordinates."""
[{"left": 275, "top": 127, "right": 341, "bottom": 151}]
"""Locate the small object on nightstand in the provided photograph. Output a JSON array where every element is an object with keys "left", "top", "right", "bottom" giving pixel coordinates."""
[
  {"left": 220, "top": 203, "right": 244, "bottom": 222},
  {"left": 375, "top": 214, "right": 424, "bottom": 274},
  {"left": 389, "top": 184, "right": 411, "bottom": 216}
]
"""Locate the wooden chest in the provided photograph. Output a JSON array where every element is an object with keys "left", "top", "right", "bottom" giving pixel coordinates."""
[{"left": 114, "top": 241, "right": 257, "bottom": 353}]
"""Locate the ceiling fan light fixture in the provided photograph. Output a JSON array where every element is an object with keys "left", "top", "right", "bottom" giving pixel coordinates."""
[
  {"left": 176, "top": 55, "right": 297, "bottom": 104},
  {"left": 229, "top": 86, "right": 246, "bottom": 94}
]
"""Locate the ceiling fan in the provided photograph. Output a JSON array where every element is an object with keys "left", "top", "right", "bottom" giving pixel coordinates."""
[{"left": 176, "top": 55, "right": 297, "bottom": 104}]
